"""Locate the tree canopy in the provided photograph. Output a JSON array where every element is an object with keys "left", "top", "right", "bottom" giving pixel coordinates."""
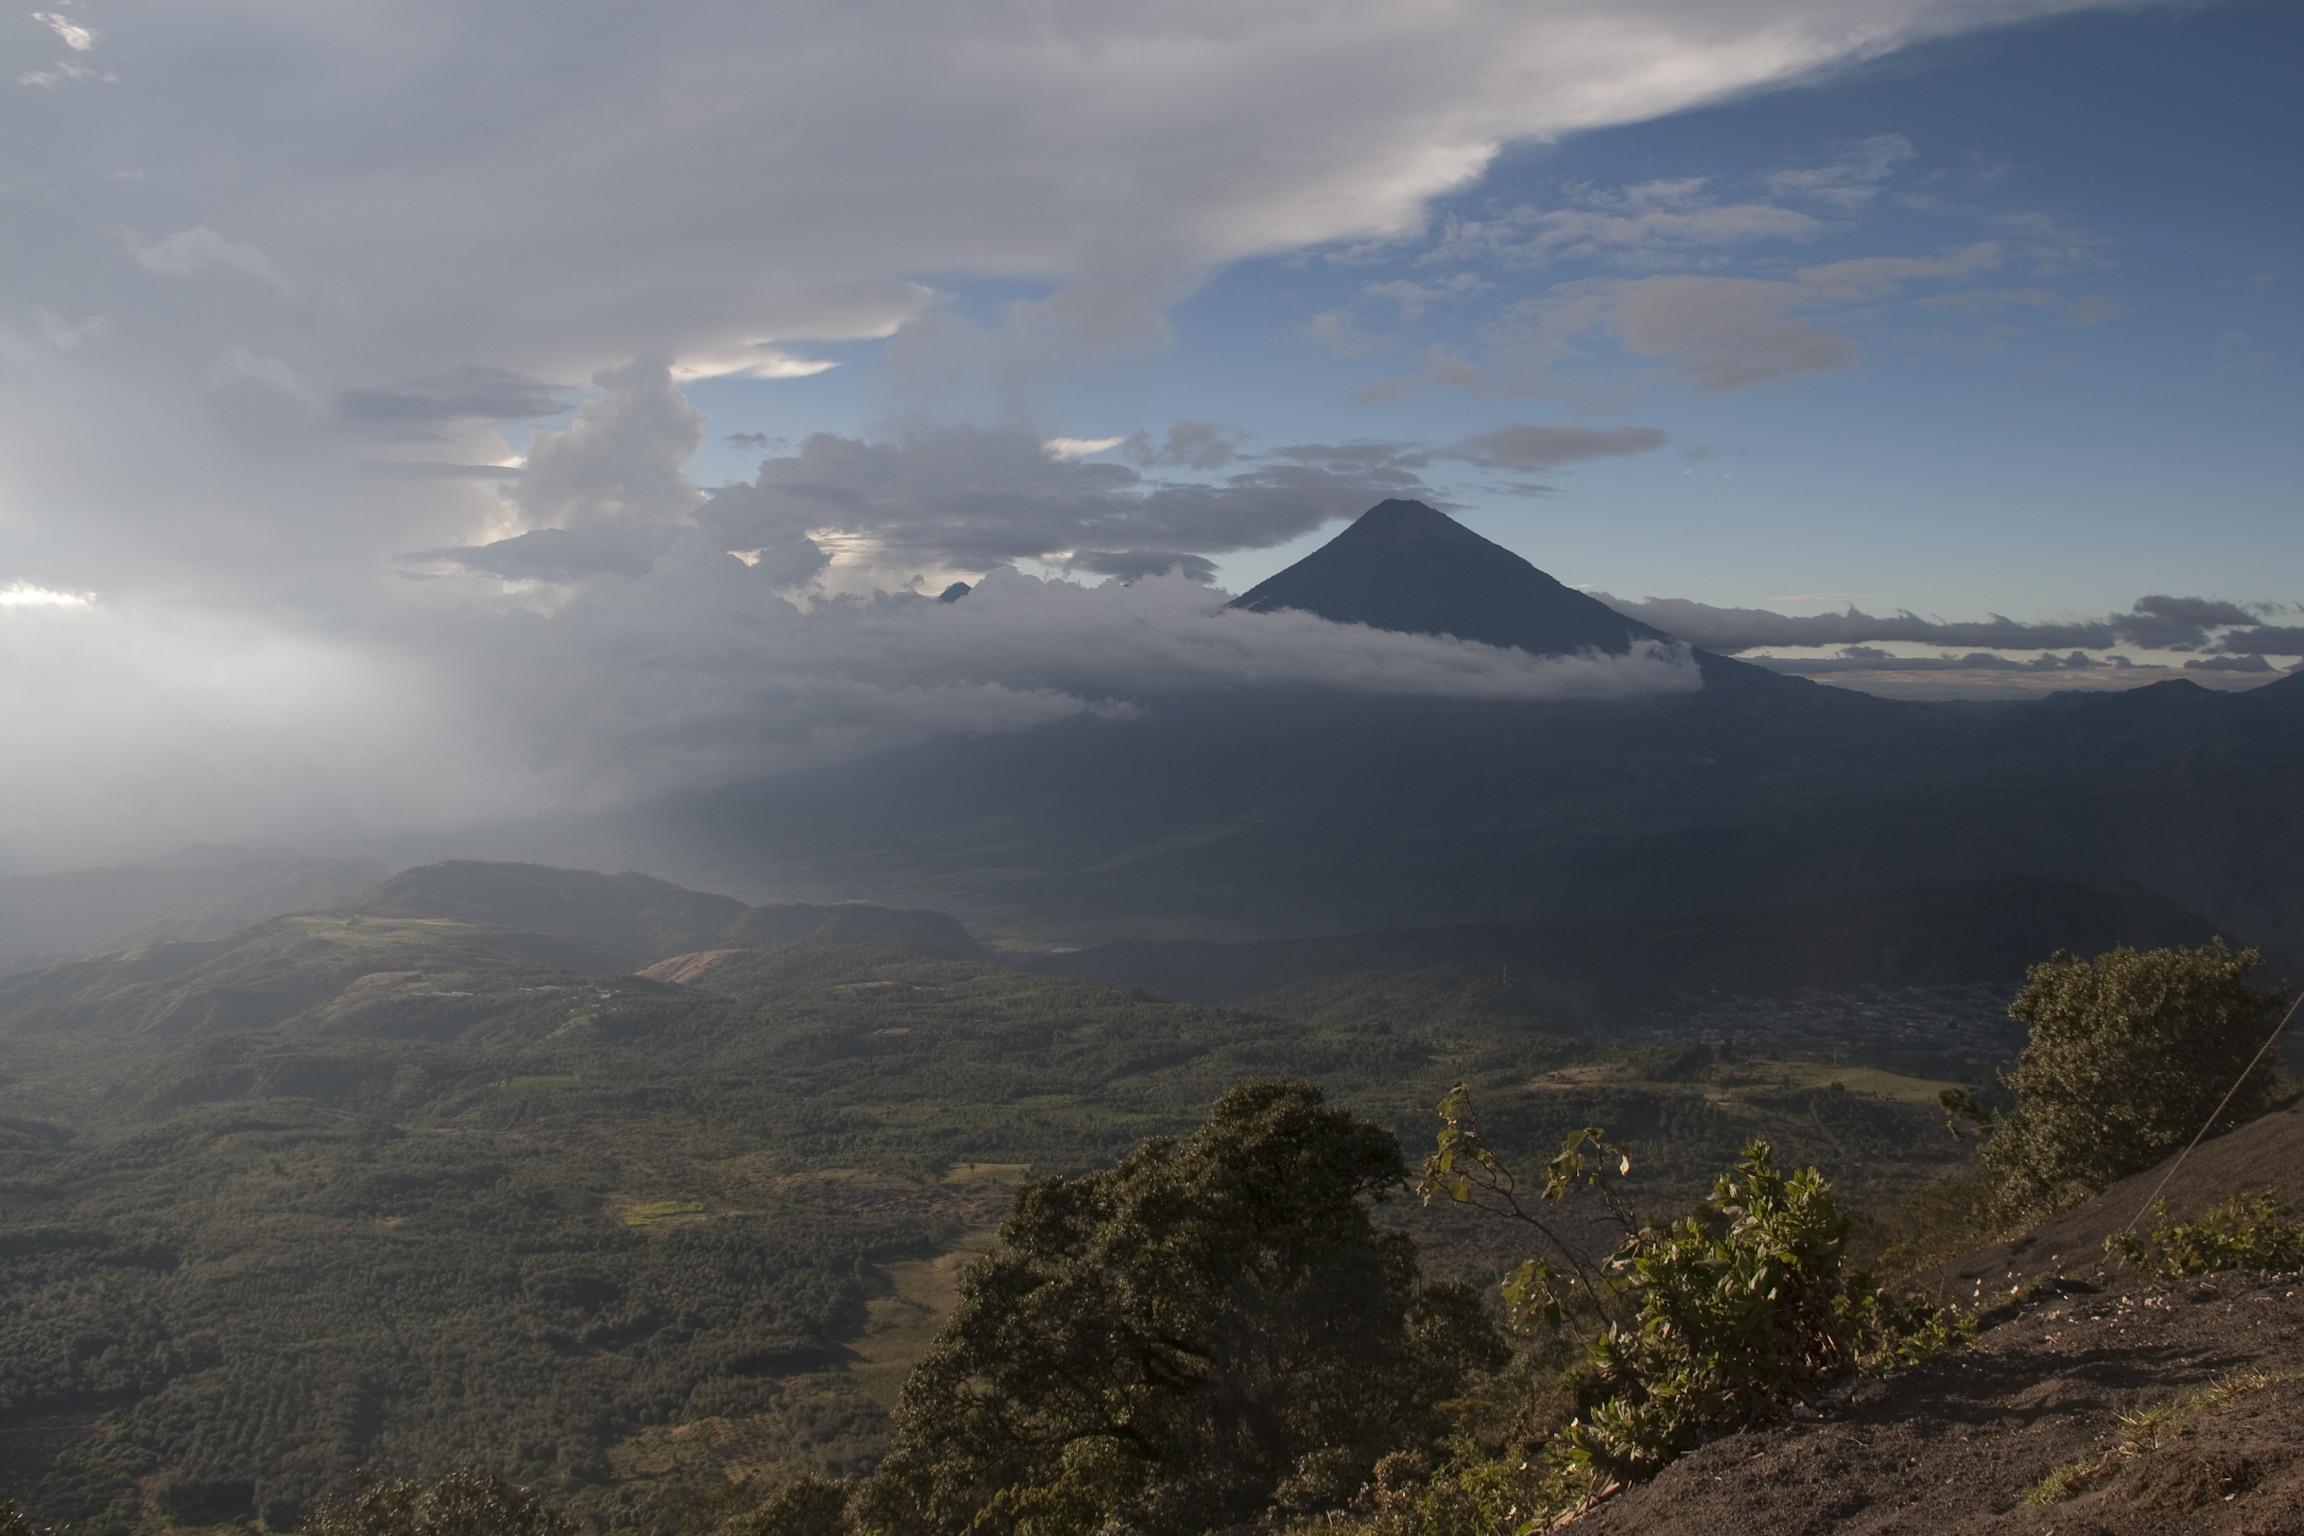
[
  {"left": 853, "top": 1079, "right": 1502, "bottom": 1536},
  {"left": 1961, "top": 940, "right": 2292, "bottom": 1224}
]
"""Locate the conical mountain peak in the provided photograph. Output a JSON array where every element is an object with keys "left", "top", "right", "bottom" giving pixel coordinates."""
[{"left": 1228, "top": 499, "right": 1669, "bottom": 658}]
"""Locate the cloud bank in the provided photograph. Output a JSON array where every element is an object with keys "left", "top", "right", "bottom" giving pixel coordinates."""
[{"left": 1594, "top": 592, "right": 2292, "bottom": 655}]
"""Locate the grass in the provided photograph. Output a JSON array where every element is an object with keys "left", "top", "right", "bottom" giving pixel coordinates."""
[
  {"left": 2021, "top": 1369, "right": 2292, "bottom": 1505},
  {"left": 619, "top": 1199, "right": 708, "bottom": 1225}
]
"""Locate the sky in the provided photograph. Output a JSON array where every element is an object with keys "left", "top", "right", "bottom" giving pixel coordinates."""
[{"left": 1, "top": 0, "right": 2297, "bottom": 869}]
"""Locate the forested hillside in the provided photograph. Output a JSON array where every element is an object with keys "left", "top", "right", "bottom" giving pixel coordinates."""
[{"left": 0, "top": 908, "right": 1986, "bottom": 1533}]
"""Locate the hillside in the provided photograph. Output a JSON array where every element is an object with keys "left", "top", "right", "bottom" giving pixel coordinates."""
[
  {"left": 0, "top": 901, "right": 1989, "bottom": 1533},
  {"left": 1576, "top": 1102, "right": 2304, "bottom": 1534},
  {"left": 0, "top": 848, "right": 389, "bottom": 972},
  {"left": 1025, "top": 877, "right": 2231, "bottom": 1074}
]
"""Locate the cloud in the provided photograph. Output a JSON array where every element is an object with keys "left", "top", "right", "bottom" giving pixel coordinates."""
[
  {"left": 1430, "top": 178, "right": 1828, "bottom": 270},
  {"left": 339, "top": 367, "right": 575, "bottom": 428},
  {"left": 0, "top": 559, "right": 1698, "bottom": 868},
  {"left": 1440, "top": 423, "right": 1670, "bottom": 470},
  {"left": 1043, "top": 437, "right": 1127, "bottom": 460},
  {"left": 1123, "top": 421, "right": 1249, "bottom": 470},
  {"left": 667, "top": 344, "right": 840, "bottom": 382},
  {"left": 1483, "top": 241, "right": 2003, "bottom": 391},
  {"left": 0, "top": 0, "right": 2183, "bottom": 860},
  {"left": 695, "top": 422, "right": 1437, "bottom": 580},
  {"left": 125, "top": 227, "right": 293, "bottom": 292},
  {"left": 1591, "top": 591, "right": 2275, "bottom": 654},
  {"left": 0, "top": 582, "right": 93, "bottom": 608},
  {"left": 506, "top": 359, "right": 705, "bottom": 531},
  {"left": 31, "top": 12, "right": 95, "bottom": 50},
  {"left": 359, "top": 461, "right": 525, "bottom": 481},
  {"left": 1762, "top": 134, "right": 1916, "bottom": 209}
]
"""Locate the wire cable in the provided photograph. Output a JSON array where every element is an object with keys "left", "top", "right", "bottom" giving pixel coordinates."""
[{"left": 2122, "top": 987, "right": 2304, "bottom": 1234}]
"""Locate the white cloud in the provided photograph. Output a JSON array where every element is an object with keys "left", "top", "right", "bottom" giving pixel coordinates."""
[
  {"left": 30, "top": 307, "right": 105, "bottom": 350},
  {"left": 31, "top": 12, "right": 94, "bottom": 50},
  {"left": 126, "top": 226, "right": 293, "bottom": 292},
  {"left": 1762, "top": 133, "right": 1916, "bottom": 208},
  {"left": 669, "top": 344, "right": 842, "bottom": 382},
  {"left": 1043, "top": 437, "right": 1126, "bottom": 459},
  {"left": 0, "top": 582, "right": 92, "bottom": 608},
  {"left": 1430, "top": 178, "right": 1827, "bottom": 269}
]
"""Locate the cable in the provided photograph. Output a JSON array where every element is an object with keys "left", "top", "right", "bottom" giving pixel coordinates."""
[{"left": 2122, "top": 987, "right": 2304, "bottom": 1234}]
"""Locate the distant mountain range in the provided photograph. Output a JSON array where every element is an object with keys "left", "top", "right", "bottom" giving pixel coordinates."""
[
  {"left": 0, "top": 846, "right": 389, "bottom": 972},
  {"left": 25, "top": 502, "right": 2302, "bottom": 970},
  {"left": 484, "top": 502, "right": 2302, "bottom": 960}
]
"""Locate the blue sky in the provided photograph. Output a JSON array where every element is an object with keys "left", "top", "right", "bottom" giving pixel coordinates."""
[
  {"left": 0, "top": 0, "right": 2296, "bottom": 864},
  {"left": 684, "top": 0, "right": 2298, "bottom": 622}
]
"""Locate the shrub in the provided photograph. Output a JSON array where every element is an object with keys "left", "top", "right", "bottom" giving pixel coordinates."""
[
  {"left": 304, "top": 1470, "right": 578, "bottom": 1536},
  {"left": 1423, "top": 1091, "right": 1966, "bottom": 1516},
  {"left": 2106, "top": 1188, "right": 2304, "bottom": 1281},
  {"left": 1948, "top": 941, "right": 2291, "bottom": 1226}
]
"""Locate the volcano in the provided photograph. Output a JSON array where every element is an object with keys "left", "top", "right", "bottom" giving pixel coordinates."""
[{"left": 1228, "top": 498, "right": 1670, "bottom": 657}]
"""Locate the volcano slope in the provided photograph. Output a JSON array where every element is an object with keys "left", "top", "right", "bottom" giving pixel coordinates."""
[{"left": 1575, "top": 1101, "right": 2304, "bottom": 1535}]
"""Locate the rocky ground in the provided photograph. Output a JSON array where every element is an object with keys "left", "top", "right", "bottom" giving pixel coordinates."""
[{"left": 1570, "top": 1101, "right": 2304, "bottom": 1534}]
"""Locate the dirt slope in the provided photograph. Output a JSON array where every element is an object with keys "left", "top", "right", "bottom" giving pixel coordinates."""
[{"left": 1571, "top": 1105, "right": 2304, "bottom": 1534}]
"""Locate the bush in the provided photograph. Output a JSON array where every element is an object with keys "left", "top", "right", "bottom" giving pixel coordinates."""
[
  {"left": 2106, "top": 1188, "right": 2304, "bottom": 1281},
  {"left": 1949, "top": 940, "right": 2291, "bottom": 1226},
  {"left": 1557, "top": 1142, "right": 1963, "bottom": 1485},
  {"left": 1421, "top": 1095, "right": 1967, "bottom": 1518},
  {"left": 713, "top": 1475, "right": 853, "bottom": 1536},
  {"left": 304, "top": 1470, "right": 578, "bottom": 1536}
]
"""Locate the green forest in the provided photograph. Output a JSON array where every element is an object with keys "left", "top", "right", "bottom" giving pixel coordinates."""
[{"left": 0, "top": 907, "right": 2096, "bottom": 1533}]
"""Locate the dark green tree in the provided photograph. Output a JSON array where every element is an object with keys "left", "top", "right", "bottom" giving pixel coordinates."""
[
  {"left": 1949, "top": 940, "right": 2292, "bottom": 1225},
  {"left": 304, "top": 1470, "right": 578, "bottom": 1536},
  {"left": 852, "top": 1080, "right": 1502, "bottom": 1536}
]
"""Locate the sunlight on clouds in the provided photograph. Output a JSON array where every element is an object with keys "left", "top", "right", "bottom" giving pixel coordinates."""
[
  {"left": 0, "top": 583, "right": 93, "bottom": 608},
  {"left": 31, "top": 11, "right": 93, "bottom": 50},
  {"left": 1043, "top": 437, "right": 1126, "bottom": 459},
  {"left": 670, "top": 345, "right": 839, "bottom": 381}
]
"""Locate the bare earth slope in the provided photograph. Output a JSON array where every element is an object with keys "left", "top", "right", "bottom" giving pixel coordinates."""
[{"left": 1576, "top": 1105, "right": 2304, "bottom": 1534}]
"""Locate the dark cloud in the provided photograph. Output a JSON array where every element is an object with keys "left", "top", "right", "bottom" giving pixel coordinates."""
[
  {"left": 2186, "top": 653, "right": 2274, "bottom": 674},
  {"left": 359, "top": 461, "right": 525, "bottom": 480},
  {"left": 1595, "top": 593, "right": 2268, "bottom": 655},
  {"left": 339, "top": 366, "right": 573, "bottom": 427},
  {"left": 697, "top": 426, "right": 1438, "bottom": 574},
  {"left": 2217, "top": 625, "right": 2304, "bottom": 655},
  {"left": 2124, "top": 594, "right": 2258, "bottom": 650},
  {"left": 1124, "top": 421, "right": 1247, "bottom": 470},
  {"left": 1066, "top": 551, "right": 1221, "bottom": 583},
  {"left": 1439, "top": 422, "right": 1669, "bottom": 470},
  {"left": 726, "top": 432, "right": 772, "bottom": 448},
  {"left": 408, "top": 524, "right": 680, "bottom": 583}
]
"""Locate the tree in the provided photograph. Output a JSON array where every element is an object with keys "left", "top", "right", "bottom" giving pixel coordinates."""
[
  {"left": 303, "top": 1471, "right": 577, "bottom": 1536},
  {"left": 852, "top": 1080, "right": 1503, "bottom": 1536},
  {"left": 1952, "top": 940, "right": 2292, "bottom": 1225}
]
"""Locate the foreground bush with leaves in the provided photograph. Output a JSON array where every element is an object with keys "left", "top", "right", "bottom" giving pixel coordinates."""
[
  {"left": 2107, "top": 1188, "right": 2304, "bottom": 1281},
  {"left": 1407, "top": 1087, "right": 1967, "bottom": 1522}
]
